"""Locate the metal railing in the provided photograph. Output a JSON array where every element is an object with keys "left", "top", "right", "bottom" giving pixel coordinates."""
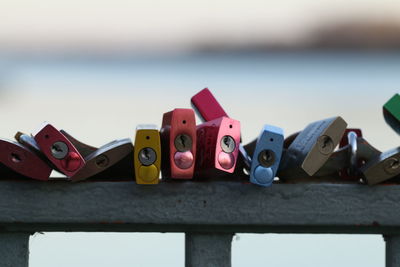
[{"left": 0, "top": 180, "right": 399, "bottom": 267}]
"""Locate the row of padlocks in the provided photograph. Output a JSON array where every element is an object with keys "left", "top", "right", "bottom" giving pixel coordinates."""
[{"left": 1, "top": 88, "right": 399, "bottom": 186}]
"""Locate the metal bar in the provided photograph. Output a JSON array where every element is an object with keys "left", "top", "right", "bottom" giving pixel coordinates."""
[
  {"left": 385, "top": 235, "right": 400, "bottom": 267},
  {"left": 185, "top": 233, "right": 233, "bottom": 267},
  {"left": 0, "top": 233, "right": 30, "bottom": 267},
  {"left": 1, "top": 181, "right": 400, "bottom": 234}
]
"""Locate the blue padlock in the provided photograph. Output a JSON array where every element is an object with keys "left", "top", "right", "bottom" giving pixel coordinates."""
[{"left": 250, "top": 125, "right": 284, "bottom": 187}]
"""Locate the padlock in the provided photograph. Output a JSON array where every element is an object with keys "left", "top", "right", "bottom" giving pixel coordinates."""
[
  {"left": 0, "top": 139, "right": 52, "bottom": 180},
  {"left": 276, "top": 135, "right": 379, "bottom": 181},
  {"left": 279, "top": 116, "right": 347, "bottom": 178},
  {"left": 134, "top": 125, "right": 161, "bottom": 184},
  {"left": 59, "top": 130, "right": 134, "bottom": 181},
  {"left": 160, "top": 108, "right": 197, "bottom": 179},
  {"left": 249, "top": 125, "right": 284, "bottom": 187},
  {"left": 383, "top": 93, "right": 400, "bottom": 135},
  {"left": 361, "top": 147, "right": 400, "bottom": 185},
  {"left": 195, "top": 117, "right": 241, "bottom": 177},
  {"left": 70, "top": 139, "right": 133, "bottom": 182},
  {"left": 191, "top": 88, "right": 251, "bottom": 168},
  {"left": 32, "top": 123, "right": 86, "bottom": 177}
]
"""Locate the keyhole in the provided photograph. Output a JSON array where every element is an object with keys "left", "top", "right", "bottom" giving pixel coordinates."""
[
  {"left": 180, "top": 135, "right": 186, "bottom": 148},
  {"left": 144, "top": 148, "right": 151, "bottom": 160},
  {"left": 223, "top": 137, "right": 230, "bottom": 147},
  {"left": 220, "top": 135, "right": 235, "bottom": 153},
  {"left": 322, "top": 138, "right": 330, "bottom": 148},
  {"left": 258, "top": 149, "right": 275, "bottom": 168},
  {"left": 318, "top": 135, "right": 334, "bottom": 155},
  {"left": 263, "top": 152, "right": 272, "bottom": 162},
  {"left": 138, "top": 147, "right": 156, "bottom": 166},
  {"left": 95, "top": 155, "right": 109, "bottom": 168},
  {"left": 97, "top": 158, "right": 105, "bottom": 165},
  {"left": 391, "top": 159, "right": 399, "bottom": 169},
  {"left": 50, "top": 141, "right": 69, "bottom": 159},
  {"left": 11, "top": 153, "right": 22, "bottom": 163},
  {"left": 384, "top": 157, "right": 400, "bottom": 174},
  {"left": 52, "top": 144, "right": 62, "bottom": 152},
  {"left": 174, "top": 134, "right": 192, "bottom": 152}
]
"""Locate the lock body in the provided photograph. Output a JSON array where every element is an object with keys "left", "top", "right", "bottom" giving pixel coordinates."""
[
  {"left": 250, "top": 125, "right": 284, "bottom": 187},
  {"left": 33, "top": 123, "right": 85, "bottom": 177},
  {"left": 160, "top": 109, "right": 197, "bottom": 179},
  {"left": 134, "top": 125, "right": 161, "bottom": 184},
  {"left": 279, "top": 116, "right": 347, "bottom": 178},
  {"left": 195, "top": 117, "right": 240, "bottom": 177},
  {"left": 361, "top": 147, "right": 400, "bottom": 185},
  {"left": 0, "top": 139, "right": 52, "bottom": 180},
  {"left": 383, "top": 93, "right": 400, "bottom": 135},
  {"left": 277, "top": 136, "right": 380, "bottom": 181},
  {"left": 191, "top": 88, "right": 251, "bottom": 168},
  {"left": 60, "top": 131, "right": 134, "bottom": 181},
  {"left": 70, "top": 139, "right": 134, "bottom": 182}
]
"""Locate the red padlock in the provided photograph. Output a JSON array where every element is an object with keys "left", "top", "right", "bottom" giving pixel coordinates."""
[
  {"left": 33, "top": 123, "right": 85, "bottom": 177},
  {"left": 195, "top": 117, "right": 241, "bottom": 177},
  {"left": 0, "top": 139, "right": 52, "bottom": 180},
  {"left": 160, "top": 109, "right": 197, "bottom": 179}
]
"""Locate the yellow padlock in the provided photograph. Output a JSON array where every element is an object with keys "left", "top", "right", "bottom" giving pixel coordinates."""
[{"left": 134, "top": 125, "right": 161, "bottom": 184}]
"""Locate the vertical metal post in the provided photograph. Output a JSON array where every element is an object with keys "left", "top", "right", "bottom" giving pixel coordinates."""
[
  {"left": 385, "top": 235, "right": 400, "bottom": 267},
  {"left": 0, "top": 233, "right": 30, "bottom": 267},
  {"left": 185, "top": 233, "right": 233, "bottom": 267}
]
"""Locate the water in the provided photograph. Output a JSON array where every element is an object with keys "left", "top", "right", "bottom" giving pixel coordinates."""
[{"left": 2, "top": 52, "right": 400, "bottom": 95}]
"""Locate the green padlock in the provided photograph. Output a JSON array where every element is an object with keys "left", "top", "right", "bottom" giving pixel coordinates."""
[{"left": 383, "top": 93, "right": 400, "bottom": 135}]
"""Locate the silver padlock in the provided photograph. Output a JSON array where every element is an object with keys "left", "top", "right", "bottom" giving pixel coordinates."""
[
  {"left": 279, "top": 116, "right": 347, "bottom": 178},
  {"left": 60, "top": 130, "right": 134, "bottom": 182},
  {"left": 361, "top": 147, "right": 400, "bottom": 185}
]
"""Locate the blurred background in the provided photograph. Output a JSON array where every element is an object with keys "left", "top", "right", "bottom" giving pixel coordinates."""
[{"left": 1, "top": 0, "right": 399, "bottom": 266}]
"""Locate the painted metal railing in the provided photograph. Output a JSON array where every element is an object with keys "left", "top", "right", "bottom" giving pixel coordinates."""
[{"left": 0, "top": 180, "right": 399, "bottom": 267}]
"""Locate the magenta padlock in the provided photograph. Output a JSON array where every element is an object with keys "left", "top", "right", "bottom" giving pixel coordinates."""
[
  {"left": 33, "top": 123, "right": 85, "bottom": 177},
  {"left": 0, "top": 139, "right": 52, "bottom": 180}
]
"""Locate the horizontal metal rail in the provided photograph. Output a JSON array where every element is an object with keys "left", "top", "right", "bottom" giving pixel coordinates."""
[{"left": 0, "top": 180, "right": 399, "bottom": 266}]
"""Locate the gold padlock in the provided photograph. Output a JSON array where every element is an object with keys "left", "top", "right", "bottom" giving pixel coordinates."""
[{"left": 134, "top": 125, "right": 161, "bottom": 184}]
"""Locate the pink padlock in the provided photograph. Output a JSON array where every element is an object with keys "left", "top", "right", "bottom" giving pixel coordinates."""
[{"left": 195, "top": 117, "right": 241, "bottom": 177}]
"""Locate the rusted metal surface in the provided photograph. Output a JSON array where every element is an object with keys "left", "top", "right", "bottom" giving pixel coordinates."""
[{"left": 0, "top": 181, "right": 399, "bottom": 234}]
